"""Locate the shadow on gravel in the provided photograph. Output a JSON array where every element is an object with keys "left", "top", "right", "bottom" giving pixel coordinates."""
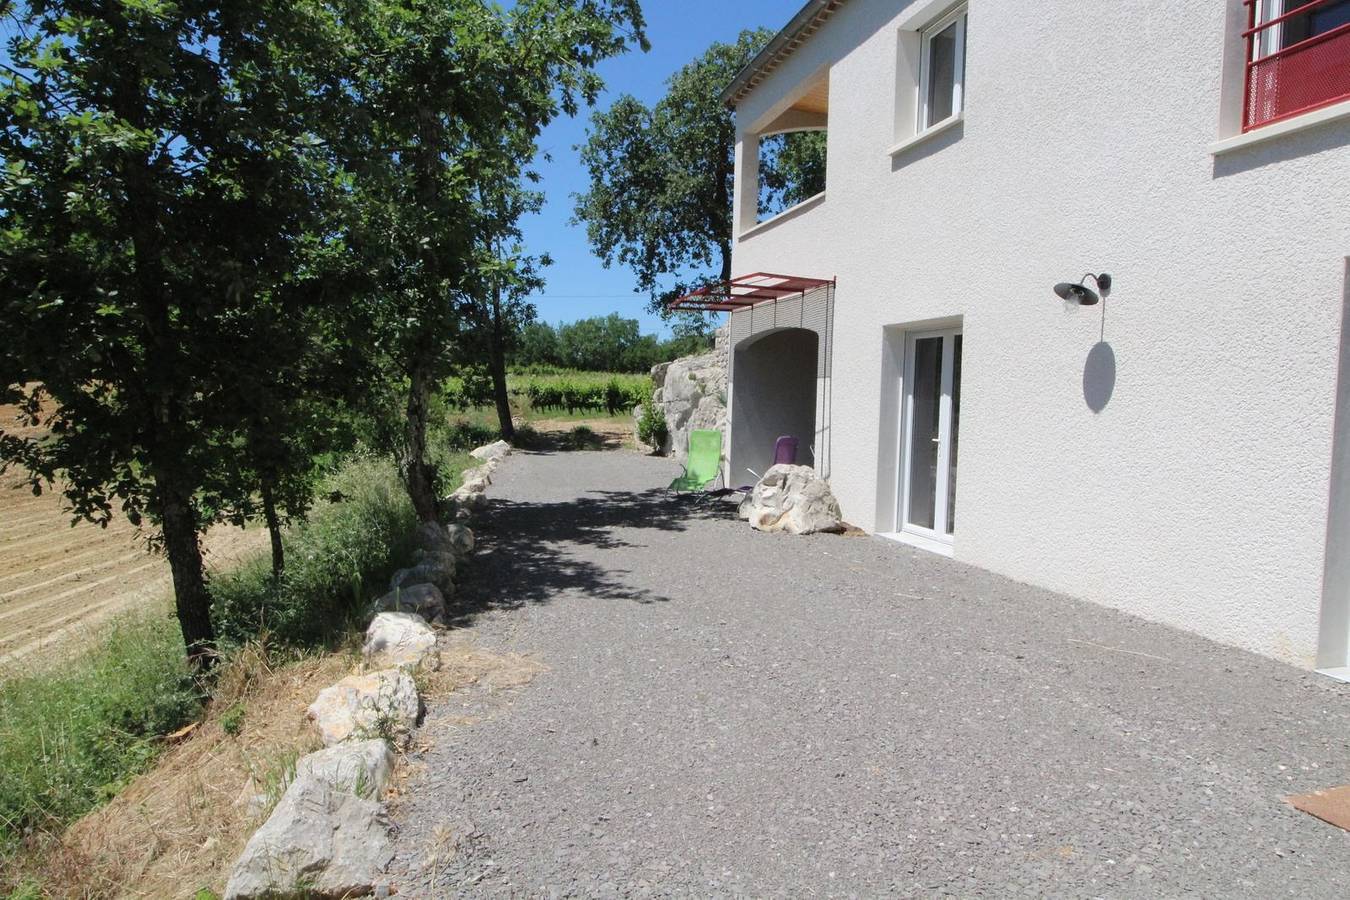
[{"left": 446, "top": 486, "right": 739, "bottom": 627}]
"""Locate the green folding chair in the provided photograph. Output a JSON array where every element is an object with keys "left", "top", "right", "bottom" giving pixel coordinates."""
[{"left": 669, "top": 429, "right": 723, "bottom": 492}]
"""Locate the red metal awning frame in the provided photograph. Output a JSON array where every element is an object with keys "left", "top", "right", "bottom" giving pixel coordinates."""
[{"left": 668, "top": 272, "right": 835, "bottom": 313}]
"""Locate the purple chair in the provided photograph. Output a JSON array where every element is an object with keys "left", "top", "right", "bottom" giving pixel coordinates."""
[{"left": 737, "top": 435, "right": 802, "bottom": 492}]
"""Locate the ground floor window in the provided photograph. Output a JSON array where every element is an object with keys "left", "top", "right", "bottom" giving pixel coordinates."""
[{"left": 900, "top": 328, "right": 962, "bottom": 544}]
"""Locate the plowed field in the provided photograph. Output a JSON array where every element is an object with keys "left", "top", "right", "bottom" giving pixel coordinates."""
[{"left": 0, "top": 402, "right": 265, "bottom": 668}]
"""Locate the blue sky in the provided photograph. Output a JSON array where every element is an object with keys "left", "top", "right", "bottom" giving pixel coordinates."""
[{"left": 523, "top": 0, "right": 791, "bottom": 337}]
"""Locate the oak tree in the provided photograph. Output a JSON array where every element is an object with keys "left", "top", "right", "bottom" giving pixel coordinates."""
[{"left": 0, "top": 0, "right": 356, "bottom": 661}]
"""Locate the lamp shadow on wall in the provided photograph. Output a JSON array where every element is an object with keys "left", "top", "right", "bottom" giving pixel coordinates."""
[{"left": 1083, "top": 340, "right": 1116, "bottom": 413}]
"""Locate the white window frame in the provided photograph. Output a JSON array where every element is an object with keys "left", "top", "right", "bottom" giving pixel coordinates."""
[
  {"left": 1254, "top": 0, "right": 1288, "bottom": 58},
  {"left": 895, "top": 327, "right": 961, "bottom": 555},
  {"left": 1253, "top": 0, "right": 1350, "bottom": 57},
  {"left": 917, "top": 5, "right": 967, "bottom": 133}
]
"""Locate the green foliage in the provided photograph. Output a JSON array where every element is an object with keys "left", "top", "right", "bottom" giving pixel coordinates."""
[
  {"left": 5, "top": 881, "right": 42, "bottom": 900},
  {"left": 444, "top": 370, "right": 648, "bottom": 417},
  {"left": 0, "top": 0, "right": 373, "bottom": 657},
  {"left": 637, "top": 394, "right": 668, "bottom": 450},
  {"left": 557, "top": 314, "right": 650, "bottom": 372},
  {"left": 759, "top": 130, "right": 828, "bottom": 217},
  {"left": 439, "top": 418, "right": 500, "bottom": 452},
  {"left": 574, "top": 30, "right": 772, "bottom": 320},
  {"left": 220, "top": 703, "right": 246, "bottom": 737},
  {"left": 210, "top": 455, "right": 417, "bottom": 649},
  {"left": 444, "top": 367, "right": 499, "bottom": 410},
  {"left": 521, "top": 374, "right": 648, "bottom": 416},
  {"left": 509, "top": 315, "right": 713, "bottom": 373},
  {"left": 0, "top": 617, "right": 200, "bottom": 855},
  {"left": 565, "top": 425, "right": 600, "bottom": 450},
  {"left": 516, "top": 321, "right": 563, "bottom": 369}
]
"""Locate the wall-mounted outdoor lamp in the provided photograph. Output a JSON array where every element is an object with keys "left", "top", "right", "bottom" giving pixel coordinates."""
[{"left": 1053, "top": 272, "right": 1112, "bottom": 306}]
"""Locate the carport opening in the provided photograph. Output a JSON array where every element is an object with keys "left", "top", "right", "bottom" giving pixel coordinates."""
[{"left": 730, "top": 328, "right": 818, "bottom": 488}]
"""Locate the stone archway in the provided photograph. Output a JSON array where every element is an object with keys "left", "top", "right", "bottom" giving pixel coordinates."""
[{"left": 727, "top": 328, "right": 819, "bottom": 488}]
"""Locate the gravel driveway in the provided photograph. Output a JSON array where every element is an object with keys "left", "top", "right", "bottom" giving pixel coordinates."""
[{"left": 389, "top": 449, "right": 1350, "bottom": 897}]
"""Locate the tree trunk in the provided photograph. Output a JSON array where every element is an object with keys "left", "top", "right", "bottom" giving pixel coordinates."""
[
  {"left": 261, "top": 480, "right": 284, "bottom": 584},
  {"left": 489, "top": 279, "right": 514, "bottom": 441},
  {"left": 156, "top": 476, "right": 215, "bottom": 668},
  {"left": 405, "top": 362, "right": 440, "bottom": 523}
]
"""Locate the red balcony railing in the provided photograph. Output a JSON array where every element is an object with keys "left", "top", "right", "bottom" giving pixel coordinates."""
[{"left": 1243, "top": 0, "right": 1350, "bottom": 130}]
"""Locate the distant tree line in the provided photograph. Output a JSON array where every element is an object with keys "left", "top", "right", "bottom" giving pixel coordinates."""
[{"left": 511, "top": 314, "right": 713, "bottom": 374}]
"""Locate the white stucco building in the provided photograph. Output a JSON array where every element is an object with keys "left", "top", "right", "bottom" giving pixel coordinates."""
[{"left": 675, "top": 0, "right": 1350, "bottom": 677}]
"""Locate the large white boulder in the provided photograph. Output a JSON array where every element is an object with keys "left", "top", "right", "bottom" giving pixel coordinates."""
[
  {"left": 363, "top": 612, "right": 439, "bottom": 671},
  {"left": 307, "top": 669, "right": 420, "bottom": 747},
  {"left": 369, "top": 582, "right": 446, "bottom": 624},
  {"left": 653, "top": 325, "right": 729, "bottom": 462},
  {"left": 295, "top": 738, "right": 395, "bottom": 793},
  {"left": 224, "top": 740, "right": 395, "bottom": 899},
  {"left": 739, "top": 464, "right": 844, "bottom": 535},
  {"left": 470, "top": 439, "right": 512, "bottom": 464}
]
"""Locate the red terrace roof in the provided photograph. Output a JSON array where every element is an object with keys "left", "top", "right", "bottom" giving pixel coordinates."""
[{"left": 669, "top": 272, "right": 834, "bottom": 313}]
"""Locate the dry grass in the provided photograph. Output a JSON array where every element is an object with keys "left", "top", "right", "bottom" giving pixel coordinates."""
[
  {"left": 15, "top": 643, "right": 350, "bottom": 899},
  {"left": 13, "top": 633, "right": 544, "bottom": 899}
]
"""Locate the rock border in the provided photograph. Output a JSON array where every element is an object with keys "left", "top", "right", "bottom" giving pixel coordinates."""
[{"left": 223, "top": 440, "right": 512, "bottom": 899}]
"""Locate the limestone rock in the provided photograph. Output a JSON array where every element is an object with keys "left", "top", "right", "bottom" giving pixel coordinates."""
[
  {"left": 449, "top": 488, "right": 487, "bottom": 512},
  {"left": 739, "top": 464, "right": 843, "bottom": 535},
  {"left": 224, "top": 740, "right": 395, "bottom": 899},
  {"left": 307, "top": 669, "right": 420, "bottom": 747},
  {"left": 295, "top": 738, "right": 395, "bottom": 793},
  {"left": 441, "top": 495, "right": 475, "bottom": 521},
  {"left": 411, "top": 547, "right": 457, "bottom": 573},
  {"left": 363, "top": 612, "right": 439, "bottom": 671},
  {"left": 409, "top": 521, "right": 471, "bottom": 561},
  {"left": 459, "top": 465, "right": 492, "bottom": 494},
  {"left": 470, "top": 439, "right": 512, "bottom": 464},
  {"left": 412, "top": 520, "right": 455, "bottom": 556},
  {"left": 444, "top": 523, "right": 474, "bottom": 557},
  {"left": 652, "top": 324, "right": 729, "bottom": 462},
  {"left": 369, "top": 582, "right": 446, "bottom": 624},
  {"left": 390, "top": 558, "right": 454, "bottom": 599}
]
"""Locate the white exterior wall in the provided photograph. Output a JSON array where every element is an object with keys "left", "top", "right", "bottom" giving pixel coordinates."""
[{"left": 729, "top": 0, "right": 1350, "bottom": 668}]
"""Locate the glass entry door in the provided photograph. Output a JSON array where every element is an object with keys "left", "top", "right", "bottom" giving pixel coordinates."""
[{"left": 900, "top": 328, "right": 961, "bottom": 545}]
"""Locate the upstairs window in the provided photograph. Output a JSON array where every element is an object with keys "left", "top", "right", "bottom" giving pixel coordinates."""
[
  {"left": 919, "top": 6, "right": 967, "bottom": 131},
  {"left": 1244, "top": 0, "right": 1350, "bottom": 130}
]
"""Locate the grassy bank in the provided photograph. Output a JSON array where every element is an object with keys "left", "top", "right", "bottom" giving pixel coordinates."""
[
  {"left": 0, "top": 450, "right": 473, "bottom": 872},
  {"left": 210, "top": 454, "right": 418, "bottom": 649},
  {"left": 0, "top": 614, "right": 199, "bottom": 859}
]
